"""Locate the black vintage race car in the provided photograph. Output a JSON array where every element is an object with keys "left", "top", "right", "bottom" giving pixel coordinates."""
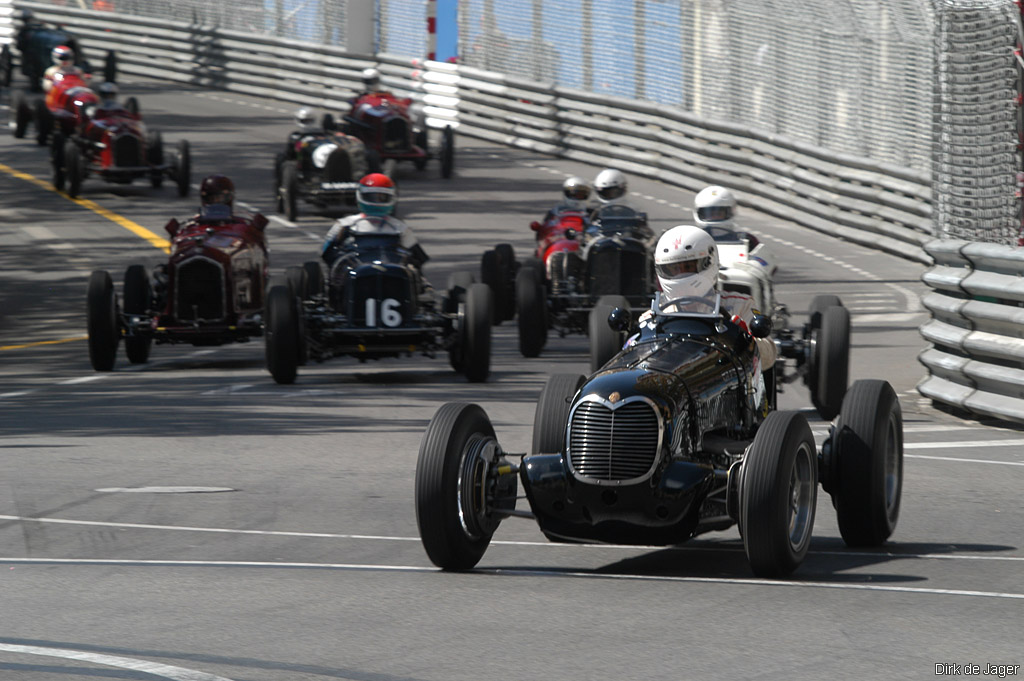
[
  {"left": 481, "top": 203, "right": 656, "bottom": 360},
  {"left": 415, "top": 293, "right": 903, "bottom": 578},
  {"left": 1, "top": 16, "right": 115, "bottom": 92},
  {"left": 274, "top": 124, "right": 380, "bottom": 221},
  {"left": 265, "top": 234, "right": 493, "bottom": 384}
]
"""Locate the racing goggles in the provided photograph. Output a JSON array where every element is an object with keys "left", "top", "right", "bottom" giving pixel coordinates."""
[
  {"left": 656, "top": 255, "right": 711, "bottom": 279},
  {"left": 357, "top": 189, "right": 396, "bottom": 206},
  {"left": 697, "top": 205, "right": 733, "bottom": 222}
]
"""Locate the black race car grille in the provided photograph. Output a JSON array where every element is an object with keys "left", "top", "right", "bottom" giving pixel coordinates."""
[
  {"left": 175, "top": 258, "right": 225, "bottom": 321},
  {"left": 112, "top": 134, "right": 143, "bottom": 167},
  {"left": 588, "top": 248, "right": 648, "bottom": 297},
  {"left": 349, "top": 275, "right": 412, "bottom": 327},
  {"left": 568, "top": 400, "right": 661, "bottom": 482},
  {"left": 323, "top": 149, "right": 352, "bottom": 182},
  {"left": 383, "top": 118, "right": 410, "bottom": 152}
]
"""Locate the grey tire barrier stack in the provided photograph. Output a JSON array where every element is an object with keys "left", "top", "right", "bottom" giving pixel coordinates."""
[
  {"left": 21, "top": 1, "right": 932, "bottom": 263},
  {"left": 918, "top": 238, "right": 1024, "bottom": 424}
]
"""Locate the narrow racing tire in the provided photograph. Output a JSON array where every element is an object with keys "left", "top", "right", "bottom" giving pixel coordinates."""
[
  {"left": 811, "top": 305, "right": 851, "bottom": 420},
  {"left": 808, "top": 294, "right": 843, "bottom": 329},
  {"left": 51, "top": 132, "right": 66, "bottom": 191},
  {"left": 302, "top": 260, "right": 324, "bottom": 298},
  {"left": 265, "top": 284, "right": 300, "bottom": 384},
  {"left": 440, "top": 125, "right": 454, "bottom": 178},
  {"left": 148, "top": 130, "right": 164, "bottom": 188},
  {"left": 494, "top": 243, "right": 517, "bottom": 321},
  {"left": 415, "top": 402, "right": 499, "bottom": 570},
  {"left": 445, "top": 271, "right": 475, "bottom": 371},
  {"left": 515, "top": 266, "right": 547, "bottom": 357},
  {"left": 174, "top": 139, "right": 191, "bottom": 197},
  {"left": 122, "top": 264, "right": 152, "bottom": 364},
  {"left": 13, "top": 92, "right": 30, "bottom": 138},
  {"left": 532, "top": 373, "right": 585, "bottom": 455},
  {"left": 87, "top": 270, "right": 120, "bottom": 372},
  {"left": 284, "top": 265, "right": 310, "bottom": 364},
  {"left": 740, "top": 410, "right": 817, "bottom": 578},
  {"left": 281, "top": 161, "right": 299, "bottom": 221},
  {"left": 831, "top": 379, "right": 903, "bottom": 547},
  {"left": 65, "top": 140, "right": 84, "bottom": 198},
  {"left": 461, "top": 283, "right": 492, "bottom": 382},
  {"left": 589, "top": 294, "right": 629, "bottom": 373},
  {"left": 34, "top": 97, "right": 51, "bottom": 146},
  {"left": 479, "top": 249, "right": 502, "bottom": 325}
]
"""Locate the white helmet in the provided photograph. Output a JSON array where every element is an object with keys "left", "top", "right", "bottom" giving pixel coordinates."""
[
  {"left": 361, "top": 67, "right": 381, "bottom": 90},
  {"left": 594, "top": 168, "right": 627, "bottom": 203},
  {"left": 654, "top": 225, "right": 719, "bottom": 302},
  {"left": 295, "top": 107, "right": 315, "bottom": 128},
  {"left": 693, "top": 185, "right": 737, "bottom": 228}
]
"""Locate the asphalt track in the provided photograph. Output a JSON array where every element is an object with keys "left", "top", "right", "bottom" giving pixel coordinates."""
[{"left": 0, "top": 77, "right": 1021, "bottom": 681}]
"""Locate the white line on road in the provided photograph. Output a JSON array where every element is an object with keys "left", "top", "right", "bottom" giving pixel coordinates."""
[
  {"left": 0, "top": 643, "right": 236, "bottom": 681},
  {"left": 906, "top": 439, "right": 1024, "bottom": 450},
  {"left": 0, "top": 558, "right": 1020, "bottom": 601},
  {"left": 57, "top": 375, "right": 106, "bottom": 385},
  {"left": 907, "top": 454, "right": 1024, "bottom": 466},
  {"left": 1, "top": 515, "right": 1021, "bottom": 562}
]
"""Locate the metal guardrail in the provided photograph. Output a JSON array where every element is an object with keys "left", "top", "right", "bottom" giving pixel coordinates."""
[
  {"left": 20, "top": 1, "right": 932, "bottom": 263},
  {"left": 918, "top": 238, "right": 1024, "bottom": 424}
]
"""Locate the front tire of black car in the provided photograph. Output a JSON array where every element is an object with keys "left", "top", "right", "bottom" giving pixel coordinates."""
[
  {"left": 87, "top": 270, "right": 120, "bottom": 372},
  {"left": 740, "top": 410, "right": 817, "bottom": 578},
  {"left": 265, "top": 284, "right": 300, "bottom": 384},
  {"left": 532, "top": 373, "right": 585, "bottom": 455},
  {"left": 831, "top": 379, "right": 903, "bottom": 547},
  {"left": 515, "top": 265, "right": 547, "bottom": 358},
  {"left": 461, "top": 283, "right": 492, "bottom": 382},
  {"left": 415, "top": 402, "right": 499, "bottom": 569},
  {"left": 65, "top": 140, "right": 84, "bottom": 198},
  {"left": 122, "top": 264, "right": 152, "bottom": 364},
  {"left": 35, "top": 97, "right": 52, "bottom": 146},
  {"left": 281, "top": 161, "right": 299, "bottom": 221},
  {"left": 589, "top": 294, "right": 629, "bottom": 373}
]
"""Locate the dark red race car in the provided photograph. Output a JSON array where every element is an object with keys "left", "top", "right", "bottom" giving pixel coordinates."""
[
  {"left": 86, "top": 204, "right": 269, "bottom": 371},
  {"left": 342, "top": 91, "right": 454, "bottom": 178}
]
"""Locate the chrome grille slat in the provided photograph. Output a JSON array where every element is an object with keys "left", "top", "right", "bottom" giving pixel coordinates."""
[{"left": 568, "top": 398, "right": 661, "bottom": 482}]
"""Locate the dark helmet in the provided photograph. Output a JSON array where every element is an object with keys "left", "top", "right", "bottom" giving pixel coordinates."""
[
  {"left": 200, "top": 174, "right": 235, "bottom": 208},
  {"left": 97, "top": 81, "right": 118, "bottom": 102}
]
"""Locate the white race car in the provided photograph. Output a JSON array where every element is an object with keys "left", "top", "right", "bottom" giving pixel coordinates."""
[{"left": 703, "top": 225, "right": 785, "bottom": 329}]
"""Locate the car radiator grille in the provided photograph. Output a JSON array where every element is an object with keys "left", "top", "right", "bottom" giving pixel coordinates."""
[
  {"left": 113, "top": 134, "right": 143, "bottom": 167},
  {"left": 383, "top": 119, "right": 409, "bottom": 152},
  {"left": 588, "top": 248, "right": 648, "bottom": 297},
  {"left": 176, "top": 258, "right": 225, "bottom": 321},
  {"left": 568, "top": 400, "right": 661, "bottom": 481},
  {"left": 323, "top": 148, "right": 352, "bottom": 182}
]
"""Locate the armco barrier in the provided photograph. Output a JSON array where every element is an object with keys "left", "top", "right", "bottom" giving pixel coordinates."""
[
  {"left": 20, "top": 1, "right": 932, "bottom": 263},
  {"left": 918, "top": 239, "right": 1024, "bottom": 424}
]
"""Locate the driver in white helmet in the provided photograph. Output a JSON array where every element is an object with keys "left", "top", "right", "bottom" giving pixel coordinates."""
[
  {"left": 43, "top": 45, "right": 84, "bottom": 92},
  {"left": 592, "top": 168, "right": 629, "bottom": 208},
  {"left": 642, "top": 224, "right": 777, "bottom": 371},
  {"left": 693, "top": 185, "right": 738, "bottom": 230}
]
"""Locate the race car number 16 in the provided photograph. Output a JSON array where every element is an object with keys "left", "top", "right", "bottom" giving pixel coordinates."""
[{"left": 365, "top": 298, "right": 403, "bottom": 327}]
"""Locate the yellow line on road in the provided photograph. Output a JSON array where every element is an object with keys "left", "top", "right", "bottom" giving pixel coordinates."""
[
  {"left": 0, "top": 335, "right": 88, "bottom": 351},
  {"left": 0, "top": 161, "right": 170, "bottom": 253}
]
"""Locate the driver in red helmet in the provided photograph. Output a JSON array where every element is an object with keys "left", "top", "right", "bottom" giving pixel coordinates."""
[
  {"left": 43, "top": 45, "right": 85, "bottom": 92},
  {"left": 321, "top": 173, "right": 428, "bottom": 268}
]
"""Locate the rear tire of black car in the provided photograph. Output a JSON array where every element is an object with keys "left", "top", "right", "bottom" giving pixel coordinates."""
[
  {"left": 515, "top": 265, "right": 547, "bottom": 357},
  {"left": 494, "top": 243, "right": 517, "bottom": 322},
  {"left": 461, "top": 283, "right": 492, "bottom": 382},
  {"left": 148, "top": 130, "right": 164, "bottom": 188},
  {"left": 35, "top": 97, "right": 51, "bottom": 146},
  {"left": 810, "top": 305, "right": 850, "bottom": 420},
  {"left": 103, "top": 50, "right": 117, "bottom": 83},
  {"left": 122, "top": 264, "right": 152, "bottom": 364},
  {"left": 302, "top": 261, "right": 323, "bottom": 298},
  {"left": 479, "top": 249, "right": 502, "bottom": 325},
  {"left": 174, "top": 140, "right": 191, "bottom": 197},
  {"left": 831, "top": 379, "right": 903, "bottom": 547},
  {"left": 439, "top": 125, "right": 454, "bottom": 179},
  {"left": 740, "top": 410, "right": 817, "bottom": 578},
  {"left": 281, "top": 161, "right": 299, "bottom": 221},
  {"left": 532, "top": 373, "right": 585, "bottom": 455},
  {"left": 589, "top": 294, "right": 629, "bottom": 373},
  {"left": 87, "top": 270, "right": 120, "bottom": 372},
  {"left": 13, "top": 92, "right": 30, "bottom": 138},
  {"left": 51, "top": 132, "right": 66, "bottom": 191},
  {"left": 265, "top": 284, "right": 300, "bottom": 385},
  {"left": 125, "top": 96, "right": 139, "bottom": 116},
  {"left": 65, "top": 140, "right": 84, "bottom": 198},
  {"left": 415, "top": 402, "right": 499, "bottom": 569}
]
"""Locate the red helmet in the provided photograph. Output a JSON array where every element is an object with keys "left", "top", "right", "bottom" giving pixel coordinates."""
[
  {"left": 199, "top": 174, "right": 235, "bottom": 207},
  {"left": 357, "top": 173, "right": 397, "bottom": 216},
  {"left": 52, "top": 45, "right": 73, "bottom": 65}
]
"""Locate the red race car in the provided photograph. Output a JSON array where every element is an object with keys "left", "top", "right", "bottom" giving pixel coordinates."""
[
  {"left": 50, "top": 82, "right": 191, "bottom": 198},
  {"left": 86, "top": 202, "right": 270, "bottom": 371},
  {"left": 342, "top": 91, "right": 454, "bottom": 178}
]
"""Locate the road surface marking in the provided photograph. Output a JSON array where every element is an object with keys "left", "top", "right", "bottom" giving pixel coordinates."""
[{"left": 0, "top": 643, "right": 235, "bottom": 681}]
